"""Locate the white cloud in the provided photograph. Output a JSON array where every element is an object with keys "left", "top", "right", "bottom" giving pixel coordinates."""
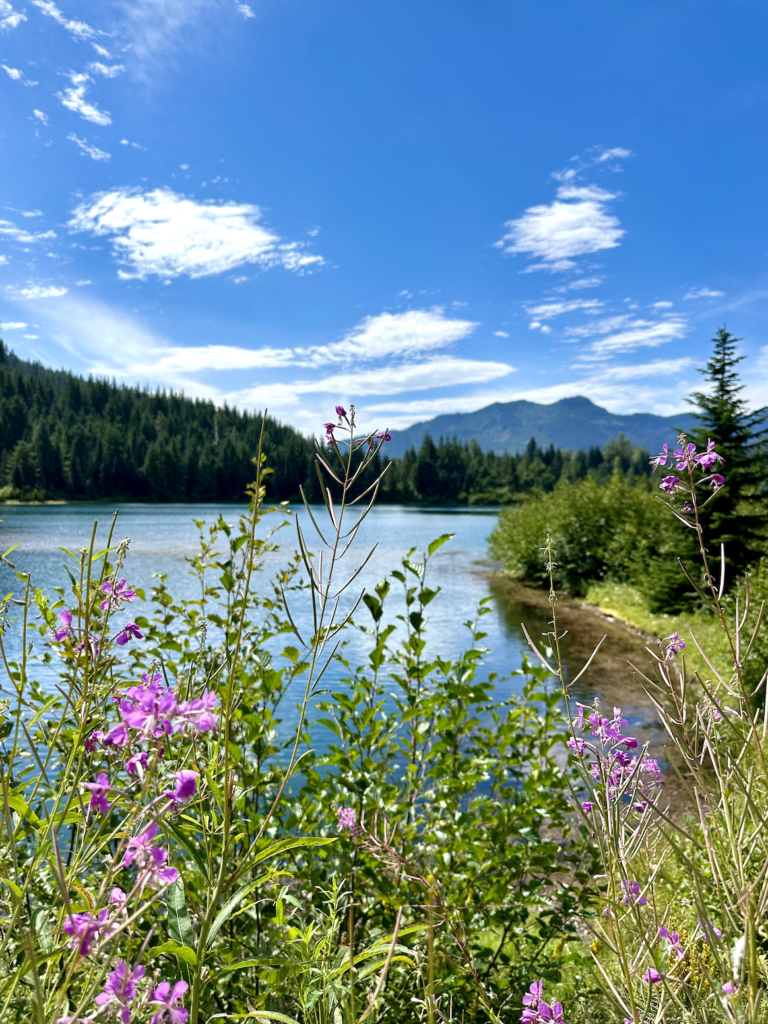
[
  {"left": 32, "top": 0, "right": 98, "bottom": 39},
  {"left": 684, "top": 287, "right": 724, "bottom": 299},
  {"left": 57, "top": 72, "right": 111, "bottom": 126},
  {"left": 33, "top": 109, "right": 49, "bottom": 124},
  {"left": 0, "top": 0, "right": 26, "bottom": 30},
  {"left": 236, "top": 2, "right": 255, "bottom": 16},
  {"left": 88, "top": 62, "right": 124, "bottom": 78},
  {"left": 576, "top": 316, "right": 688, "bottom": 360},
  {"left": 497, "top": 184, "right": 623, "bottom": 268},
  {"left": 0, "top": 219, "right": 56, "bottom": 244},
  {"left": 1, "top": 321, "right": 28, "bottom": 329},
  {"left": 69, "top": 187, "right": 324, "bottom": 279},
  {"left": 121, "top": 0, "right": 223, "bottom": 78},
  {"left": 593, "top": 146, "right": 633, "bottom": 163},
  {"left": 12, "top": 284, "right": 69, "bottom": 299},
  {"left": 21, "top": 209, "right": 42, "bottom": 217},
  {"left": 495, "top": 330, "right": 509, "bottom": 338},
  {"left": 2, "top": 64, "right": 21, "bottom": 79},
  {"left": 524, "top": 298, "right": 603, "bottom": 320},
  {"left": 68, "top": 133, "right": 111, "bottom": 161},
  {"left": 555, "top": 276, "right": 603, "bottom": 292},
  {"left": 318, "top": 308, "right": 476, "bottom": 365},
  {"left": 652, "top": 301, "right": 673, "bottom": 309}
]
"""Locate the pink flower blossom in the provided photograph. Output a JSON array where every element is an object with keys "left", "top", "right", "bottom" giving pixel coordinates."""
[
  {"left": 83, "top": 772, "right": 112, "bottom": 814},
  {"left": 63, "top": 909, "right": 113, "bottom": 956},
  {"left": 101, "top": 579, "right": 137, "bottom": 612},
  {"left": 621, "top": 880, "right": 647, "bottom": 906},
  {"left": 122, "top": 676, "right": 177, "bottom": 740},
  {"left": 116, "top": 622, "right": 143, "bottom": 646},
  {"left": 567, "top": 736, "right": 586, "bottom": 757},
  {"left": 659, "top": 476, "right": 680, "bottom": 494},
  {"left": 710, "top": 473, "right": 725, "bottom": 490},
  {"left": 125, "top": 823, "right": 179, "bottom": 888},
  {"left": 335, "top": 405, "right": 346, "bottom": 418},
  {"left": 149, "top": 980, "right": 189, "bottom": 1024},
  {"left": 126, "top": 751, "right": 149, "bottom": 775},
  {"left": 53, "top": 609, "right": 73, "bottom": 643},
  {"left": 164, "top": 770, "right": 198, "bottom": 808},
  {"left": 658, "top": 926, "right": 684, "bottom": 957},
  {"left": 581, "top": 801, "right": 596, "bottom": 814},
  {"left": 663, "top": 631, "right": 686, "bottom": 658},
  {"left": 650, "top": 443, "right": 669, "bottom": 471},
  {"left": 94, "top": 961, "right": 146, "bottom": 1023},
  {"left": 643, "top": 968, "right": 661, "bottom": 984},
  {"left": 110, "top": 887, "right": 127, "bottom": 908},
  {"left": 175, "top": 690, "right": 218, "bottom": 734},
  {"left": 337, "top": 807, "right": 356, "bottom": 832},
  {"left": 693, "top": 439, "right": 723, "bottom": 471}
]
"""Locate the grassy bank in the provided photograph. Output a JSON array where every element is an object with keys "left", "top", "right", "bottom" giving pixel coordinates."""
[{"left": 585, "top": 579, "right": 731, "bottom": 679}]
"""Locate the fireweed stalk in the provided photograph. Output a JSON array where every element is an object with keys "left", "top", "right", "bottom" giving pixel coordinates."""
[
  {"left": 523, "top": 435, "right": 768, "bottom": 1023},
  {"left": 0, "top": 409, "right": 392, "bottom": 1024}
]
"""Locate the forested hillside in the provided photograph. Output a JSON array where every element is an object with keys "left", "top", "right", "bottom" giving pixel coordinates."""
[{"left": 0, "top": 341, "right": 318, "bottom": 502}]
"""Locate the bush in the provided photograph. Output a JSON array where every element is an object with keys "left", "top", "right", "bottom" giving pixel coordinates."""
[{"left": 489, "top": 474, "right": 693, "bottom": 601}]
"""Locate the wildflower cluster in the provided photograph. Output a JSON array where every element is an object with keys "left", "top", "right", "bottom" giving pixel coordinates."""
[
  {"left": 567, "top": 702, "right": 662, "bottom": 817},
  {"left": 521, "top": 979, "right": 566, "bottom": 1023},
  {"left": 651, "top": 435, "right": 725, "bottom": 500}
]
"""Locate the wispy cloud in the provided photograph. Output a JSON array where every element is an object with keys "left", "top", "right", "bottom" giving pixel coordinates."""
[
  {"left": 496, "top": 184, "right": 624, "bottom": 270},
  {"left": 33, "top": 109, "right": 49, "bottom": 124},
  {"left": 32, "top": 0, "right": 99, "bottom": 40},
  {"left": 1, "top": 321, "right": 28, "bottom": 329},
  {"left": 2, "top": 64, "right": 21, "bottom": 79},
  {"left": 236, "top": 2, "right": 255, "bottom": 17},
  {"left": 554, "top": 276, "right": 603, "bottom": 292},
  {"left": 10, "top": 284, "right": 69, "bottom": 299},
  {"left": 653, "top": 301, "right": 673, "bottom": 309},
  {"left": 524, "top": 298, "right": 603, "bottom": 321},
  {"left": 0, "top": 219, "right": 56, "bottom": 244},
  {"left": 56, "top": 72, "right": 112, "bottom": 125},
  {"left": 68, "top": 133, "right": 111, "bottom": 161},
  {"left": 69, "top": 187, "right": 324, "bottom": 279},
  {"left": 684, "top": 287, "right": 724, "bottom": 299},
  {"left": 572, "top": 315, "right": 688, "bottom": 360},
  {"left": 0, "top": 0, "right": 26, "bottom": 30},
  {"left": 88, "top": 62, "right": 124, "bottom": 78}
]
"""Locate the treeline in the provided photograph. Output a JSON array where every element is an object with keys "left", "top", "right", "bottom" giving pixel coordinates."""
[
  {"left": 377, "top": 432, "right": 651, "bottom": 505},
  {"left": 0, "top": 341, "right": 321, "bottom": 503}
]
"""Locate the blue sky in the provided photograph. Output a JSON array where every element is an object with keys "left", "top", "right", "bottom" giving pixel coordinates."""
[{"left": 1, "top": 0, "right": 768, "bottom": 434}]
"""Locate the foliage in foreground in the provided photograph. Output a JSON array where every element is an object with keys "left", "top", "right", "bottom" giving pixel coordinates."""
[{"left": 0, "top": 408, "right": 592, "bottom": 1024}]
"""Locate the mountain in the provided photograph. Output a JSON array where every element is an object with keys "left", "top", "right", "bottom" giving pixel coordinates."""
[{"left": 385, "top": 396, "right": 698, "bottom": 458}]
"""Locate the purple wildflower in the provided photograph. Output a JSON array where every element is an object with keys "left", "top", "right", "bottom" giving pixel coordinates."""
[
  {"left": 337, "top": 806, "right": 357, "bottom": 832},
  {"left": 663, "top": 632, "right": 686, "bottom": 659},
  {"left": 567, "top": 736, "right": 586, "bottom": 757},
  {"left": 643, "top": 968, "right": 661, "bottom": 984},
  {"left": 125, "top": 823, "right": 179, "bottom": 888},
  {"left": 650, "top": 443, "right": 669, "bottom": 471},
  {"left": 376, "top": 430, "right": 392, "bottom": 442},
  {"left": 623, "top": 736, "right": 638, "bottom": 749},
  {"left": 104, "top": 722, "right": 131, "bottom": 748},
  {"left": 710, "top": 473, "right": 725, "bottom": 490},
  {"left": 101, "top": 578, "right": 137, "bottom": 612},
  {"left": 164, "top": 770, "right": 198, "bottom": 808},
  {"left": 520, "top": 980, "right": 565, "bottom": 1023},
  {"left": 681, "top": 500, "right": 693, "bottom": 514},
  {"left": 95, "top": 961, "right": 146, "bottom": 1023},
  {"left": 123, "top": 676, "right": 178, "bottom": 740},
  {"left": 621, "top": 880, "right": 647, "bottom": 906},
  {"left": 659, "top": 476, "right": 680, "bottom": 494},
  {"left": 63, "top": 908, "right": 113, "bottom": 956},
  {"left": 335, "top": 405, "right": 347, "bottom": 418},
  {"left": 581, "top": 801, "right": 596, "bottom": 814},
  {"left": 83, "top": 772, "right": 112, "bottom": 814},
  {"left": 674, "top": 442, "right": 697, "bottom": 470},
  {"left": 175, "top": 690, "right": 218, "bottom": 734},
  {"left": 642, "top": 758, "right": 662, "bottom": 782},
  {"left": 693, "top": 439, "right": 723, "bottom": 471},
  {"left": 116, "top": 622, "right": 143, "bottom": 646},
  {"left": 698, "top": 917, "right": 723, "bottom": 939},
  {"left": 149, "top": 980, "right": 189, "bottom": 1024},
  {"left": 110, "top": 887, "right": 127, "bottom": 908},
  {"left": 53, "top": 609, "right": 73, "bottom": 642},
  {"left": 84, "top": 730, "right": 104, "bottom": 753},
  {"left": 126, "top": 751, "right": 149, "bottom": 775},
  {"left": 723, "top": 981, "right": 736, "bottom": 994},
  {"left": 659, "top": 927, "right": 684, "bottom": 957}
]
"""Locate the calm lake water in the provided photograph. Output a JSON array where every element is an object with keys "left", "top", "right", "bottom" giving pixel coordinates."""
[{"left": 0, "top": 502, "right": 665, "bottom": 752}]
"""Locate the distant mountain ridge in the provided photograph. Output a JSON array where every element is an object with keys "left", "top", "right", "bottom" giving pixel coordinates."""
[{"left": 385, "top": 396, "right": 698, "bottom": 458}]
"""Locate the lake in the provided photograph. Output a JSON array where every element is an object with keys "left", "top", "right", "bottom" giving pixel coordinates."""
[{"left": 0, "top": 502, "right": 666, "bottom": 753}]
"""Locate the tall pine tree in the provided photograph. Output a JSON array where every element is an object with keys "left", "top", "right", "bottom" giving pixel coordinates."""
[{"left": 688, "top": 327, "right": 767, "bottom": 572}]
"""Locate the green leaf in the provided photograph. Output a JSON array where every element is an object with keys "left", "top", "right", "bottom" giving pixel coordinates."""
[
  {"left": 28, "top": 695, "right": 61, "bottom": 728},
  {"left": 207, "top": 872, "right": 274, "bottom": 949},
  {"left": 6, "top": 791, "right": 42, "bottom": 828},
  {"left": 2, "top": 877, "right": 22, "bottom": 898},
  {"left": 166, "top": 879, "right": 196, "bottom": 950},
  {"left": 152, "top": 939, "right": 198, "bottom": 966},
  {"left": 428, "top": 533, "right": 455, "bottom": 556},
  {"left": 165, "top": 820, "right": 209, "bottom": 881},
  {"left": 251, "top": 835, "right": 336, "bottom": 867},
  {"left": 209, "top": 1013, "right": 301, "bottom": 1023},
  {"left": 209, "top": 956, "right": 288, "bottom": 980}
]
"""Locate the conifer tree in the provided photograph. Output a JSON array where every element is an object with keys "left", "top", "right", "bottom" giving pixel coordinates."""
[{"left": 688, "top": 326, "right": 767, "bottom": 571}]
